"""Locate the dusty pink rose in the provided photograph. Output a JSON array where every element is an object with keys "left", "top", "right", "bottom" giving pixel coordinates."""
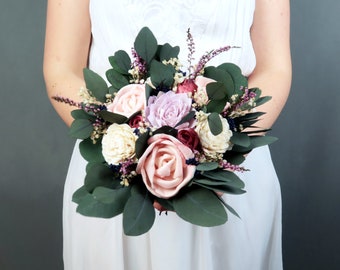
[
  {"left": 177, "top": 128, "right": 201, "bottom": 151},
  {"left": 107, "top": 84, "right": 145, "bottom": 117},
  {"left": 145, "top": 91, "right": 194, "bottom": 129},
  {"left": 136, "top": 134, "right": 196, "bottom": 199},
  {"left": 177, "top": 79, "right": 198, "bottom": 95}
]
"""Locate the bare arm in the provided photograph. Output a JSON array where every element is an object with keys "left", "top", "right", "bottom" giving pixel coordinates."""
[
  {"left": 43, "top": 0, "right": 91, "bottom": 126},
  {"left": 248, "top": 0, "right": 292, "bottom": 130}
]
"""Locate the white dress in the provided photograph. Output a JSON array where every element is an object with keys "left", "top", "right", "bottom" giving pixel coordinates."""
[{"left": 63, "top": 1, "right": 283, "bottom": 269}]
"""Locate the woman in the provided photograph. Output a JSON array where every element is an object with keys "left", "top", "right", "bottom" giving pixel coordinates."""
[{"left": 44, "top": 0, "right": 291, "bottom": 269}]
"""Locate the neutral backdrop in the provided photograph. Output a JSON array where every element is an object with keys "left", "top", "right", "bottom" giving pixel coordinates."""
[{"left": 1, "top": 1, "right": 339, "bottom": 269}]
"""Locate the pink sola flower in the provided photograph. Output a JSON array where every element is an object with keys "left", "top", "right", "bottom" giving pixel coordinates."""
[{"left": 145, "top": 91, "right": 195, "bottom": 129}]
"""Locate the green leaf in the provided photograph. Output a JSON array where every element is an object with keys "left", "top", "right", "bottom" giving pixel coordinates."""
[
  {"left": 69, "top": 119, "right": 93, "bottom": 139},
  {"left": 98, "top": 110, "right": 128, "bottom": 124},
  {"left": 71, "top": 109, "right": 95, "bottom": 120},
  {"left": 72, "top": 186, "right": 89, "bottom": 204},
  {"left": 175, "top": 111, "right": 196, "bottom": 128},
  {"left": 134, "top": 27, "right": 158, "bottom": 65},
  {"left": 206, "top": 82, "right": 227, "bottom": 101},
  {"left": 201, "top": 170, "right": 245, "bottom": 189},
  {"left": 159, "top": 43, "right": 180, "bottom": 61},
  {"left": 206, "top": 82, "right": 228, "bottom": 113},
  {"left": 223, "top": 152, "right": 245, "bottom": 165},
  {"left": 204, "top": 66, "right": 234, "bottom": 97},
  {"left": 108, "top": 50, "right": 131, "bottom": 75},
  {"left": 250, "top": 136, "right": 278, "bottom": 147},
  {"left": 217, "top": 197, "right": 241, "bottom": 218},
  {"left": 217, "top": 63, "right": 248, "bottom": 94},
  {"left": 83, "top": 68, "right": 108, "bottom": 103},
  {"left": 135, "top": 131, "right": 150, "bottom": 159},
  {"left": 76, "top": 193, "right": 123, "bottom": 218},
  {"left": 232, "top": 135, "right": 278, "bottom": 152},
  {"left": 84, "top": 163, "right": 115, "bottom": 192},
  {"left": 196, "top": 162, "right": 219, "bottom": 171},
  {"left": 79, "top": 138, "right": 105, "bottom": 163},
  {"left": 173, "top": 188, "right": 228, "bottom": 227},
  {"left": 255, "top": 96, "right": 272, "bottom": 107},
  {"left": 208, "top": 112, "right": 223, "bottom": 135},
  {"left": 153, "top": 126, "right": 178, "bottom": 137},
  {"left": 237, "top": 112, "right": 266, "bottom": 122},
  {"left": 149, "top": 60, "right": 175, "bottom": 88},
  {"left": 193, "top": 181, "right": 246, "bottom": 195},
  {"left": 123, "top": 184, "right": 155, "bottom": 236},
  {"left": 106, "top": 69, "right": 130, "bottom": 90},
  {"left": 93, "top": 186, "right": 131, "bottom": 205},
  {"left": 206, "top": 99, "right": 228, "bottom": 114},
  {"left": 230, "top": 132, "right": 251, "bottom": 147}
]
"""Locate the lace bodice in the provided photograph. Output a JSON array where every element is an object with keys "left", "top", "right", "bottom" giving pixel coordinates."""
[{"left": 89, "top": 0, "right": 256, "bottom": 76}]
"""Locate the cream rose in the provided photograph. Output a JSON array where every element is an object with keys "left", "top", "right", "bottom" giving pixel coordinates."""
[
  {"left": 107, "top": 84, "right": 146, "bottom": 117},
  {"left": 102, "top": 123, "right": 137, "bottom": 165},
  {"left": 195, "top": 112, "right": 233, "bottom": 157},
  {"left": 136, "top": 134, "right": 196, "bottom": 199},
  {"left": 192, "top": 76, "right": 215, "bottom": 106}
]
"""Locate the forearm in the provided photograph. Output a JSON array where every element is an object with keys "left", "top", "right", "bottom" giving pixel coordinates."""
[
  {"left": 44, "top": 68, "right": 85, "bottom": 126},
  {"left": 247, "top": 66, "right": 291, "bottom": 130}
]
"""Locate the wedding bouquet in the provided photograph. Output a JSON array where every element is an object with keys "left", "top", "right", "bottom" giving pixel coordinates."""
[{"left": 54, "top": 27, "right": 276, "bottom": 236}]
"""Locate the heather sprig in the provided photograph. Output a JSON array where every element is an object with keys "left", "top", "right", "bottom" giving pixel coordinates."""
[{"left": 190, "top": 45, "right": 239, "bottom": 79}]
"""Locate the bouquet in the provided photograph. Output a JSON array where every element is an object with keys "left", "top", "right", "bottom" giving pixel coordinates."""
[{"left": 54, "top": 27, "right": 277, "bottom": 236}]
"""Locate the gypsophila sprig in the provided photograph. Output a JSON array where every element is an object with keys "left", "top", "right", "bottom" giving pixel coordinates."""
[{"left": 53, "top": 27, "right": 277, "bottom": 236}]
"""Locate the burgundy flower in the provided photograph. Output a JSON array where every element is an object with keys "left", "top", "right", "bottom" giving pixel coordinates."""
[
  {"left": 129, "top": 114, "right": 144, "bottom": 128},
  {"left": 177, "top": 79, "right": 198, "bottom": 95},
  {"left": 177, "top": 128, "right": 201, "bottom": 151}
]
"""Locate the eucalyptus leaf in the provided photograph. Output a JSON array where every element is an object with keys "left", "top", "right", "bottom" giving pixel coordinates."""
[
  {"left": 175, "top": 111, "right": 196, "bottom": 128},
  {"left": 237, "top": 112, "right": 266, "bottom": 122},
  {"left": 72, "top": 186, "right": 89, "bottom": 204},
  {"left": 134, "top": 27, "right": 158, "bottom": 65},
  {"left": 93, "top": 186, "right": 131, "bottom": 205},
  {"left": 196, "top": 162, "right": 219, "bottom": 171},
  {"left": 208, "top": 112, "right": 223, "bottom": 135},
  {"left": 79, "top": 138, "right": 105, "bottom": 163},
  {"left": 84, "top": 163, "right": 116, "bottom": 192},
  {"left": 223, "top": 152, "right": 246, "bottom": 165},
  {"left": 76, "top": 193, "right": 123, "bottom": 218},
  {"left": 217, "top": 197, "right": 241, "bottom": 218},
  {"left": 230, "top": 132, "right": 251, "bottom": 147},
  {"left": 217, "top": 63, "right": 248, "bottom": 94},
  {"left": 255, "top": 96, "right": 272, "bottom": 107},
  {"left": 71, "top": 109, "right": 95, "bottom": 120},
  {"left": 159, "top": 43, "right": 180, "bottom": 61},
  {"left": 173, "top": 188, "right": 228, "bottom": 226},
  {"left": 204, "top": 66, "right": 234, "bottom": 97},
  {"left": 201, "top": 170, "right": 245, "bottom": 189},
  {"left": 153, "top": 126, "right": 178, "bottom": 137},
  {"left": 206, "top": 82, "right": 227, "bottom": 101},
  {"left": 106, "top": 69, "right": 129, "bottom": 90},
  {"left": 135, "top": 132, "right": 150, "bottom": 159},
  {"left": 108, "top": 50, "right": 131, "bottom": 74},
  {"left": 123, "top": 184, "right": 155, "bottom": 236},
  {"left": 149, "top": 60, "right": 175, "bottom": 88},
  {"left": 83, "top": 68, "right": 108, "bottom": 103},
  {"left": 98, "top": 111, "right": 128, "bottom": 124},
  {"left": 206, "top": 99, "right": 228, "bottom": 114},
  {"left": 232, "top": 135, "right": 278, "bottom": 152},
  {"left": 69, "top": 119, "right": 93, "bottom": 139},
  {"left": 193, "top": 182, "right": 246, "bottom": 195}
]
